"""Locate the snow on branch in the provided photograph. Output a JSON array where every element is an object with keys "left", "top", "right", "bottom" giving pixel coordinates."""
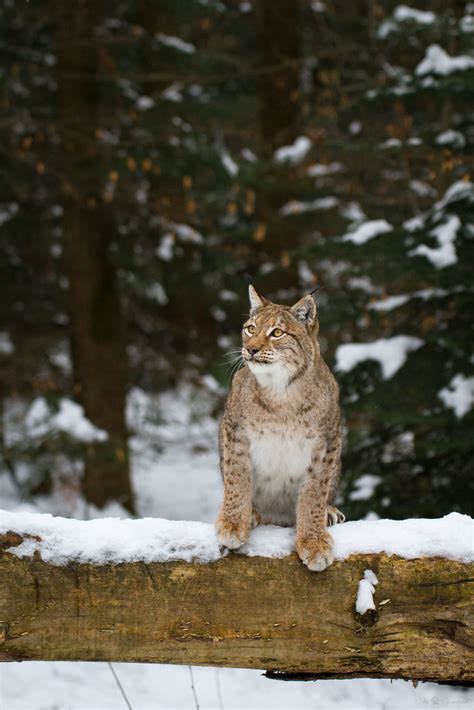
[
  {"left": 335, "top": 335, "right": 423, "bottom": 380},
  {"left": 0, "top": 509, "right": 471, "bottom": 567}
]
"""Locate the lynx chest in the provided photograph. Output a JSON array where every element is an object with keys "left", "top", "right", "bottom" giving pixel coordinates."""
[{"left": 248, "top": 426, "right": 318, "bottom": 525}]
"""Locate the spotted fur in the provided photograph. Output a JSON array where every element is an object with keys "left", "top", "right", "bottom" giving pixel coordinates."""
[{"left": 216, "top": 286, "right": 344, "bottom": 571}]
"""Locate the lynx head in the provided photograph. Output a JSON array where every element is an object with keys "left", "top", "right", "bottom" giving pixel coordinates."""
[{"left": 241, "top": 285, "right": 319, "bottom": 392}]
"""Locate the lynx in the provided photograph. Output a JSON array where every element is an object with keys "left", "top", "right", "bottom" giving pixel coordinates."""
[{"left": 216, "top": 285, "right": 344, "bottom": 572}]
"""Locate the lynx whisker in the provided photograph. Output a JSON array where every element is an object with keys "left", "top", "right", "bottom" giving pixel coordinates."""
[{"left": 225, "top": 355, "right": 243, "bottom": 387}]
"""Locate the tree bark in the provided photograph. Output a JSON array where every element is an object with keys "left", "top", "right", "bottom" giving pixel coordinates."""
[
  {"left": 55, "top": 1, "right": 134, "bottom": 512},
  {"left": 1, "top": 538, "right": 472, "bottom": 682}
]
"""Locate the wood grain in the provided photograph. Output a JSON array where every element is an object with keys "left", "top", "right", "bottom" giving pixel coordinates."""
[{"left": 0, "top": 535, "right": 472, "bottom": 682}]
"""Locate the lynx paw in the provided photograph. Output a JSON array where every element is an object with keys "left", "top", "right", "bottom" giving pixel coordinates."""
[
  {"left": 251, "top": 508, "right": 262, "bottom": 528},
  {"left": 327, "top": 505, "right": 345, "bottom": 526},
  {"left": 216, "top": 515, "right": 250, "bottom": 550},
  {"left": 296, "top": 531, "right": 334, "bottom": 572}
]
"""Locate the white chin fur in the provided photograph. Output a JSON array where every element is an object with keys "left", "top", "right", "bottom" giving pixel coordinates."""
[{"left": 247, "top": 360, "right": 290, "bottom": 396}]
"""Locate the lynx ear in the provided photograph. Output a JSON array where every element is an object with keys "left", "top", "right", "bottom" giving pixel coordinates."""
[
  {"left": 248, "top": 285, "right": 266, "bottom": 314},
  {"left": 290, "top": 294, "right": 317, "bottom": 329}
]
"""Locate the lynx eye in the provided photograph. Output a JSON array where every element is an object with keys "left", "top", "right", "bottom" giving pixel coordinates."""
[
  {"left": 245, "top": 324, "right": 256, "bottom": 335},
  {"left": 271, "top": 328, "right": 284, "bottom": 338}
]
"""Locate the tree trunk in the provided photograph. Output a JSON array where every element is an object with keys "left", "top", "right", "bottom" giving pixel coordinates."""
[
  {"left": 255, "top": 1, "right": 302, "bottom": 288},
  {"left": 258, "top": 0, "right": 300, "bottom": 158},
  {"left": 55, "top": 1, "right": 134, "bottom": 512},
  {"left": 1, "top": 536, "right": 472, "bottom": 682}
]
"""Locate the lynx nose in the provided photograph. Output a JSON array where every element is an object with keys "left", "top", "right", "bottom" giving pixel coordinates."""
[{"left": 248, "top": 346, "right": 259, "bottom": 356}]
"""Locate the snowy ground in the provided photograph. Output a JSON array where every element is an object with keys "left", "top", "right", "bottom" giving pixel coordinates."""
[
  {"left": 4, "top": 662, "right": 473, "bottom": 710},
  {"left": 1, "top": 385, "right": 472, "bottom": 709}
]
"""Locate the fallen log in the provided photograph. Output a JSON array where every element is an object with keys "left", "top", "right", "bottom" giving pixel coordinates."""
[{"left": 0, "top": 511, "right": 472, "bottom": 684}]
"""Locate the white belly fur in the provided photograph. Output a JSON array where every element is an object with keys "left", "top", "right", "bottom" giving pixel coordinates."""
[{"left": 249, "top": 429, "right": 314, "bottom": 526}]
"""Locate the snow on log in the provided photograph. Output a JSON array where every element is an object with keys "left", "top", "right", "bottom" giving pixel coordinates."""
[{"left": 0, "top": 510, "right": 473, "bottom": 683}]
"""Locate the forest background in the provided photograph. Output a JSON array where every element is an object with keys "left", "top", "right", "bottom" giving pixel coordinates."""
[{"left": 0, "top": 0, "right": 473, "bottom": 525}]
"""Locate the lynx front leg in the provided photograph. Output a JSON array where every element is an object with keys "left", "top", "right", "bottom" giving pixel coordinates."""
[
  {"left": 296, "top": 440, "right": 342, "bottom": 572},
  {"left": 215, "top": 421, "right": 252, "bottom": 550}
]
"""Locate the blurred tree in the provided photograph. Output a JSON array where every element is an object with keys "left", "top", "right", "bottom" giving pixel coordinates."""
[
  {"left": 0, "top": 0, "right": 472, "bottom": 520},
  {"left": 55, "top": 0, "right": 134, "bottom": 512},
  {"left": 258, "top": 0, "right": 300, "bottom": 155},
  {"left": 254, "top": 0, "right": 302, "bottom": 285}
]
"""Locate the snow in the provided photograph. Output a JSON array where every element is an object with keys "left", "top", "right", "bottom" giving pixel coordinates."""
[
  {"left": 436, "top": 129, "right": 466, "bottom": 148},
  {"left": 25, "top": 397, "right": 108, "bottom": 443},
  {"left": 241, "top": 147, "right": 257, "bottom": 162},
  {"left": 48, "top": 343, "right": 72, "bottom": 373},
  {"left": 402, "top": 180, "right": 472, "bottom": 239},
  {"left": 409, "top": 179, "right": 436, "bottom": 197},
  {"left": 298, "top": 260, "right": 316, "bottom": 286},
  {"left": 156, "top": 219, "right": 204, "bottom": 244},
  {"left": 241, "top": 524, "right": 295, "bottom": 558},
  {"left": 135, "top": 95, "right": 154, "bottom": 110},
  {"left": 341, "top": 219, "right": 393, "bottom": 245},
  {"left": 145, "top": 282, "right": 168, "bottom": 304},
  {"left": 376, "top": 21, "right": 397, "bottom": 40},
  {"left": 377, "top": 5, "right": 435, "bottom": 38},
  {"left": 280, "top": 196, "right": 339, "bottom": 215},
  {"left": 126, "top": 385, "right": 223, "bottom": 523},
  {"left": 410, "top": 214, "right": 460, "bottom": 268},
  {"left": 382, "top": 431, "right": 414, "bottom": 463},
  {"left": 393, "top": 5, "right": 435, "bottom": 24},
  {"left": 161, "top": 81, "right": 183, "bottom": 102},
  {"left": 0, "top": 201, "right": 19, "bottom": 227},
  {"left": 336, "top": 336, "right": 423, "bottom": 380},
  {"left": 156, "top": 33, "right": 196, "bottom": 54},
  {"left": 403, "top": 214, "right": 425, "bottom": 232},
  {"left": 340, "top": 201, "right": 366, "bottom": 222},
  {"left": 355, "top": 569, "right": 379, "bottom": 615},
  {"left": 368, "top": 288, "right": 447, "bottom": 312},
  {"left": 415, "top": 44, "right": 474, "bottom": 76},
  {"left": 3, "top": 662, "right": 471, "bottom": 710},
  {"left": 220, "top": 150, "right": 239, "bottom": 176},
  {"left": 378, "top": 138, "right": 402, "bottom": 149},
  {"left": 347, "top": 276, "right": 380, "bottom": 294},
  {"left": 434, "top": 179, "right": 474, "bottom": 209},
  {"left": 332, "top": 513, "right": 473, "bottom": 562},
  {"left": 408, "top": 177, "right": 434, "bottom": 197},
  {"left": 155, "top": 233, "right": 174, "bottom": 261},
  {"left": 438, "top": 374, "right": 474, "bottom": 418},
  {"left": 0, "top": 330, "right": 14, "bottom": 354},
  {"left": 461, "top": 11, "right": 474, "bottom": 34},
  {"left": 273, "top": 136, "right": 312, "bottom": 165},
  {"left": 307, "top": 161, "right": 344, "bottom": 177},
  {"left": 0, "top": 511, "right": 223, "bottom": 565},
  {"left": 1, "top": 387, "right": 472, "bottom": 709},
  {"left": 349, "top": 474, "right": 382, "bottom": 501},
  {"left": 219, "top": 288, "right": 238, "bottom": 302},
  {"left": 211, "top": 305, "right": 226, "bottom": 322},
  {"left": 368, "top": 294, "right": 410, "bottom": 311},
  {"left": 1, "top": 509, "right": 472, "bottom": 566}
]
